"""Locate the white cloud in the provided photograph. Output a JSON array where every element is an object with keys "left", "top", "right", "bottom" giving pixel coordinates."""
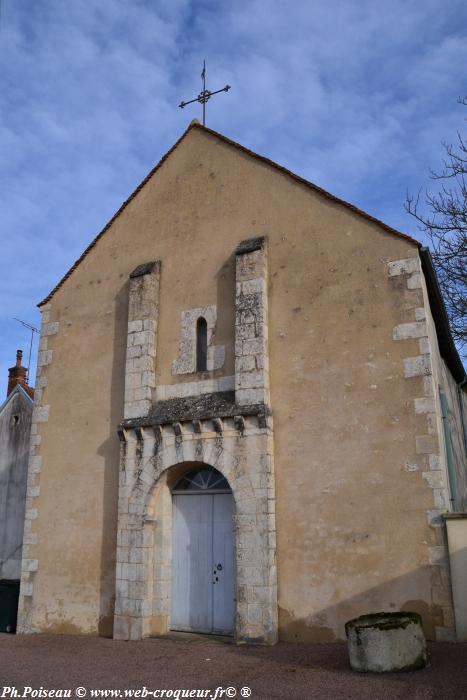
[{"left": 1, "top": 0, "right": 466, "bottom": 393}]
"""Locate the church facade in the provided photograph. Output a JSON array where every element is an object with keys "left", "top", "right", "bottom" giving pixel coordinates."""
[{"left": 17, "top": 123, "right": 467, "bottom": 642}]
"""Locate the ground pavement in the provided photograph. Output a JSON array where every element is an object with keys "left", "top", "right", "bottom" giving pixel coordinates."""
[{"left": 0, "top": 634, "right": 466, "bottom": 699}]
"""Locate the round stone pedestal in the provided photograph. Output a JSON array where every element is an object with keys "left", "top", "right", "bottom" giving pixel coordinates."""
[{"left": 345, "top": 612, "right": 427, "bottom": 673}]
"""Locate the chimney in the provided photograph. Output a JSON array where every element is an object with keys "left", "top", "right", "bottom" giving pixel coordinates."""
[{"left": 7, "top": 349, "right": 29, "bottom": 397}]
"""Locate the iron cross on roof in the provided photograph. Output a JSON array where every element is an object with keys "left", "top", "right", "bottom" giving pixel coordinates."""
[{"left": 179, "top": 60, "right": 231, "bottom": 126}]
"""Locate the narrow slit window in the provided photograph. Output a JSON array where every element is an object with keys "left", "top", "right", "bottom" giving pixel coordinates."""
[{"left": 196, "top": 317, "right": 208, "bottom": 372}]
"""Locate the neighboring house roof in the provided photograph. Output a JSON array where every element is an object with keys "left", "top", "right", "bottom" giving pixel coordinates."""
[
  {"left": 37, "top": 122, "right": 465, "bottom": 384},
  {"left": 0, "top": 383, "right": 34, "bottom": 415}
]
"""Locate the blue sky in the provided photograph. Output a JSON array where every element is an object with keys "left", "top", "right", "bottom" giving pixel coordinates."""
[{"left": 1, "top": 0, "right": 467, "bottom": 396}]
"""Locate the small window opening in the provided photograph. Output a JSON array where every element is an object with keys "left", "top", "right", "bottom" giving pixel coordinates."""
[
  {"left": 12, "top": 415, "right": 19, "bottom": 426},
  {"left": 196, "top": 317, "right": 208, "bottom": 372}
]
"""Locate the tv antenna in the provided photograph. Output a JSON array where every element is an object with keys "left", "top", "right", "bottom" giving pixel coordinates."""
[
  {"left": 179, "top": 60, "right": 231, "bottom": 126},
  {"left": 13, "top": 318, "right": 39, "bottom": 384}
]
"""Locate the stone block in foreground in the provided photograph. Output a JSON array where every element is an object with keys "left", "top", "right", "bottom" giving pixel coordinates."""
[{"left": 345, "top": 612, "right": 427, "bottom": 672}]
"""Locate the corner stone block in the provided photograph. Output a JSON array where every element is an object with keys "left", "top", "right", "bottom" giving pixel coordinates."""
[
  {"left": 41, "top": 321, "right": 59, "bottom": 337},
  {"left": 414, "top": 397, "right": 436, "bottom": 414},
  {"left": 235, "top": 237, "right": 267, "bottom": 281},
  {"left": 393, "top": 322, "right": 427, "bottom": 340},
  {"left": 113, "top": 615, "right": 130, "bottom": 640},
  {"left": 388, "top": 257, "right": 420, "bottom": 277},
  {"left": 416, "top": 435, "right": 439, "bottom": 454},
  {"left": 407, "top": 272, "right": 422, "bottom": 289},
  {"left": 32, "top": 406, "right": 49, "bottom": 423},
  {"left": 403, "top": 356, "right": 432, "bottom": 378}
]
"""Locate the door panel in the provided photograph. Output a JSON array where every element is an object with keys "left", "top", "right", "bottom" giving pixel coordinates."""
[
  {"left": 171, "top": 494, "right": 213, "bottom": 632},
  {"left": 171, "top": 492, "right": 235, "bottom": 635},
  {"left": 212, "top": 494, "right": 235, "bottom": 634}
]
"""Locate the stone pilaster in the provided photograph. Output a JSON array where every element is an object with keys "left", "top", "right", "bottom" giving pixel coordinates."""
[
  {"left": 389, "top": 254, "right": 455, "bottom": 640},
  {"left": 17, "top": 303, "right": 59, "bottom": 633},
  {"left": 235, "top": 237, "right": 269, "bottom": 406},
  {"left": 124, "top": 261, "right": 161, "bottom": 420}
]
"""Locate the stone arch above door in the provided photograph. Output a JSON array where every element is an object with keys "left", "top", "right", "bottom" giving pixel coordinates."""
[{"left": 114, "top": 414, "right": 278, "bottom": 644}]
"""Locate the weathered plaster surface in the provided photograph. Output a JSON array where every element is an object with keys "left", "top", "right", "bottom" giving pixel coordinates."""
[{"left": 0, "top": 388, "right": 33, "bottom": 580}]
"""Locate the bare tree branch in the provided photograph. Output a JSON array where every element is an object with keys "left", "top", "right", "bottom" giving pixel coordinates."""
[{"left": 405, "top": 100, "right": 467, "bottom": 360}]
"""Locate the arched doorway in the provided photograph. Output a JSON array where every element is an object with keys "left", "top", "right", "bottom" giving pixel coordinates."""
[{"left": 170, "top": 466, "right": 235, "bottom": 635}]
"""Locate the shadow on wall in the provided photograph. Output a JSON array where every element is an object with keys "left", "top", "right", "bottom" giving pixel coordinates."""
[
  {"left": 277, "top": 548, "right": 466, "bottom": 642},
  {"left": 96, "top": 281, "right": 129, "bottom": 637},
  {"left": 215, "top": 253, "right": 236, "bottom": 371}
]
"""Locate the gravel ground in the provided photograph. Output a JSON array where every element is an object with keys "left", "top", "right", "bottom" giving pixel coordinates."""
[{"left": 0, "top": 634, "right": 466, "bottom": 700}]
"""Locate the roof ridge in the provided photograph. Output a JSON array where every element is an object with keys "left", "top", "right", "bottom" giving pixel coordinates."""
[
  {"left": 0, "top": 383, "right": 34, "bottom": 413},
  {"left": 38, "top": 123, "right": 419, "bottom": 307}
]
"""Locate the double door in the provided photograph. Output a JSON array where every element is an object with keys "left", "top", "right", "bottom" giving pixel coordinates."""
[{"left": 171, "top": 493, "right": 235, "bottom": 635}]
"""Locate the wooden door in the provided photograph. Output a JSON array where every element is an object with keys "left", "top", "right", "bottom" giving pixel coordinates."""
[{"left": 171, "top": 493, "right": 235, "bottom": 635}]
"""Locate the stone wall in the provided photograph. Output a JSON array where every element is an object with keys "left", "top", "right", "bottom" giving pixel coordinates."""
[
  {"left": 115, "top": 236, "right": 277, "bottom": 643},
  {"left": 17, "top": 125, "right": 463, "bottom": 641},
  {"left": 172, "top": 305, "right": 225, "bottom": 376},
  {"left": 235, "top": 237, "right": 269, "bottom": 406},
  {"left": 0, "top": 388, "right": 33, "bottom": 580},
  {"left": 114, "top": 416, "right": 277, "bottom": 643},
  {"left": 388, "top": 254, "right": 456, "bottom": 640},
  {"left": 124, "top": 262, "right": 160, "bottom": 420},
  {"left": 17, "top": 304, "right": 59, "bottom": 632},
  {"left": 438, "top": 360, "right": 467, "bottom": 511}
]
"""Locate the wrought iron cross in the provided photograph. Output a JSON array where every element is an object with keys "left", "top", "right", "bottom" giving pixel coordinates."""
[{"left": 179, "top": 60, "right": 230, "bottom": 126}]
